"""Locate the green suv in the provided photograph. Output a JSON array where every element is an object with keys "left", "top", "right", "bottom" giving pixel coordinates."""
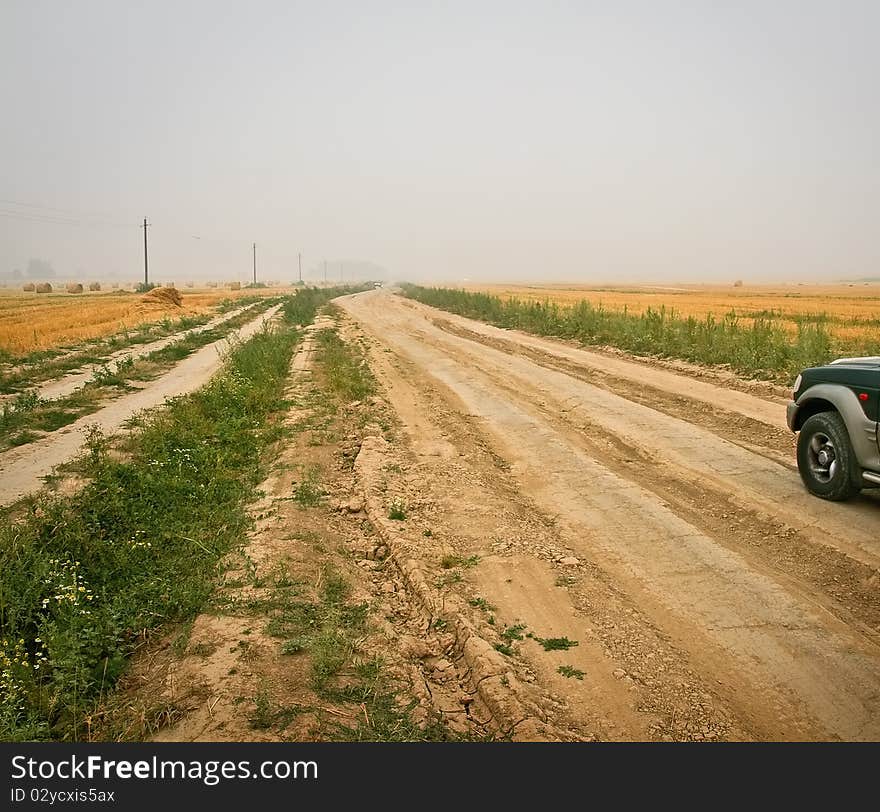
[{"left": 787, "top": 357, "right": 880, "bottom": 500}]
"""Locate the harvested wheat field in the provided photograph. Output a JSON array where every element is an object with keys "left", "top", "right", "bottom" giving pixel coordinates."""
[
  {"left": 464, "top": 282, "right": 880, "bottom": 343},
  {"left": 0, "top": 286, "right": 279, "bottom": 355}
]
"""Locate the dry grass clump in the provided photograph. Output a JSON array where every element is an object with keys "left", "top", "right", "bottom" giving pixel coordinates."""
[
  {"left": 35, "top": 283, "right": 53, "bottom": 293},
  {"left": 66, "top": 283, "right": 84, "bottom": 294},
  {"left": 89, "top": 282, "right": 101, "bottom": 291},
  {"left": 22, "top": 283, "right": 35, "bottom": 292},
  {"left": 141, "top": 286, "right": 183, "bottom": 307}
]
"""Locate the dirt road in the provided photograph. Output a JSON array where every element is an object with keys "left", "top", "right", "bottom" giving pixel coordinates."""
[
  {"left": 35, "top": 302, "right": 257, "bottom": 402},
  {"left": 0, "top": 304, "right": 282, "bottom": 507},
  {"left": 338, "top": 289, "right": 880, "bottom": 741}
]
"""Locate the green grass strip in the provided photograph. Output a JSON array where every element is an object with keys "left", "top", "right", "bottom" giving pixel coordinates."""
[{"left": 0, "top": 286, "right": 358, "bottom": 741}]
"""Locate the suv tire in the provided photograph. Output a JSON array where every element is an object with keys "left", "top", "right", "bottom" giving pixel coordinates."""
[{"left": 797, "top": 411, "right": 861, "bottom": 501}]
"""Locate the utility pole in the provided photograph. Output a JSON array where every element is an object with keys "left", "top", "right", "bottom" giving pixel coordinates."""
[
  {"left": 298, "top": 252, "right": 302, "bottom": 283},
  {"left": 252, "top": 242, "right": 257, "bottom": 286},
  {"left": 141, "top": 218, "right": 150, "bottom": 288}
]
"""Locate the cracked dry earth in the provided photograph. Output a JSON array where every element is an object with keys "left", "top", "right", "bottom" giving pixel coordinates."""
[{"left": 333, "top": 289, "right": 880, "bottom": 742}]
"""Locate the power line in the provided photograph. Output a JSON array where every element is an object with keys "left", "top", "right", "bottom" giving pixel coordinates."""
[
  {"left": 0, "top": 208, "right": 137, "bottom": 229},
  {"left": 0, "top": 209, "right": 85, "bottom": 226},
  {"left": 0, "top": 197, "right": 138, "bottom": 227},
  {"left": 0, "top": 198, "right": 124, "bottom": 218}
]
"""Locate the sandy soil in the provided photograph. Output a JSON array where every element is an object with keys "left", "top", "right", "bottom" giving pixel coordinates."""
[
  {"left": 331, "top": 289, "right": 880, "bottom": 741},
  {"left": 0, "top": 304, "right": 282, "bottom": 506}
]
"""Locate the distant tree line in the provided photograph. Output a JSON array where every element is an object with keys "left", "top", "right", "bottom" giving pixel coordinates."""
[{"left": 0, "top": 259, "right": 57, "bottom": 280}]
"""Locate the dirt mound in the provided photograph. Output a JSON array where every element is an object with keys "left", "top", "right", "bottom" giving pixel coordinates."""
[
  {"left": 35, "top": 283, "right": 53, "bottom": 293},
  {"left": 66, "top": 283, "right": 83, "bottom": 294},
  {"left": 89, "top": 282, "right": 101, "bottom": 291},
  {"left": 141, "top": 286, "right": 183, "bottom": 307}
]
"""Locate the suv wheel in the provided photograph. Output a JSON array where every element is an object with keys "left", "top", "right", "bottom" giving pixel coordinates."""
[{"left": 797, "top": 411, "right": 861, "bottom": 501}]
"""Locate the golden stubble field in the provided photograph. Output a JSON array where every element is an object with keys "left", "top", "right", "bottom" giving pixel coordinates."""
[
  {"left": 0, "top": 286, "right": 283, "bottom": 355},
  {"left": 463, "top": 282, "right": 880, "bottom": 343}
]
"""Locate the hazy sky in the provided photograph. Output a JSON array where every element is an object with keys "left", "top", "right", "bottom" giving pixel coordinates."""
[{"left": 2, "top": 1, "right": 878, "bottom": 284}]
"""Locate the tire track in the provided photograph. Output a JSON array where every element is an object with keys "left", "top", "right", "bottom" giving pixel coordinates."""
[
  {"left": 432, "top": 317, "right": 796, "bottom": 463},
  {"left": 401, "top": 313, "right": 880, "bottom": 569}
]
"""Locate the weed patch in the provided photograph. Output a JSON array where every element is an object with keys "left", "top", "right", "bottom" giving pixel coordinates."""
[
  {"left": 500, "top": 623, "right": 527, "bottom": 642},
  {"left": 387, "top": 499, "right": 407, "bottom": 521},
  {"left": 314, "top": 327, "right": 376, "bottom": 403},
  {"left": 441, "top": 554, "right": 480, "bottom": 569},
  {"left": 292, "top": 465, "right": 325, "bottom": 507},
  {"left": 533, "top": 635, "right": 579, "bottom": 651},
  {"left": 468, "top": 597, "right": 496, "bottom": 612}
]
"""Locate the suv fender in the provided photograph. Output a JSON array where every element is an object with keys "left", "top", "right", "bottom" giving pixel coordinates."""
[{"left": 788, "top": 382, "right": 880, "bottom": 474}]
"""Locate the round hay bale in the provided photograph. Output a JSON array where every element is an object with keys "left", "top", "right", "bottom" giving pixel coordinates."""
[
  {"left": 66, "top": 283, "right": 84, "bottom": 294},
  {"left": 228, "top": 281, "right": 241, "bottom": 290},
  {"left": 141, "top": 286, "right": 183, "bottom": 307},
  {"left": 22, "top": 282, "right": 36, "bottom": 292},
  {"left": 89, "top": 281, "right": 101, "bottom": 291},
  {"left": 35, "top": 282, "right": 53, "bottom": 293}
]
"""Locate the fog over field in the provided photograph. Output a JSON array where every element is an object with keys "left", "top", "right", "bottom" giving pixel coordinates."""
[{"left": 1, "top": 1, "right": 878, "bottom": 284}]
